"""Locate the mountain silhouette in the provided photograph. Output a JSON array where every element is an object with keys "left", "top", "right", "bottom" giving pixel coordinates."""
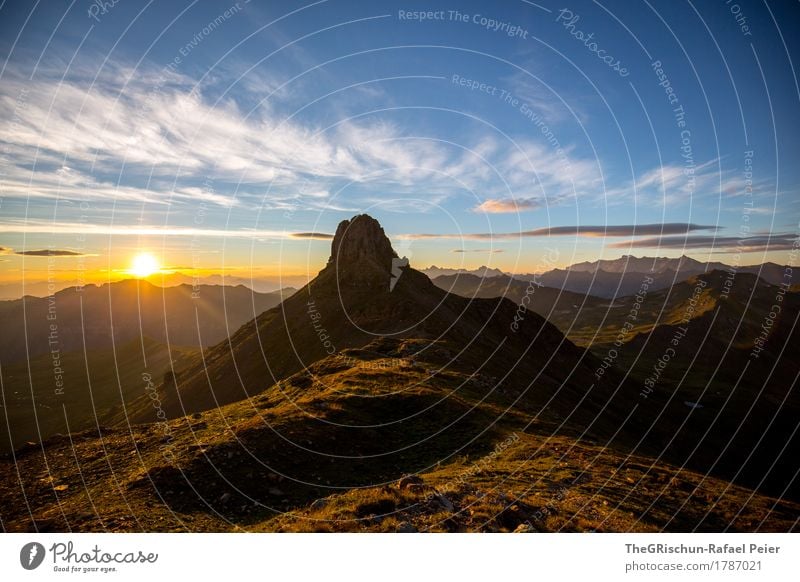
[
  {"left": 520, "top": 256, "right": 789, "bottom": 299},
  {"left": 0, "top": 280, "right": 291, "bottom": 363}
]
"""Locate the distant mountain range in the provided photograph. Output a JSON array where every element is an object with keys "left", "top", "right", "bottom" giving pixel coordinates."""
[
  {"left": 420, "top": 265, "right": 508, "bottom": 279},
  {"left": 424, "top": 256, "right": 789, "bottom": 299},
  {"left": 0, "top": 273, "right": 307, "bottom": 301},
  {"left": 432, "top": 266, "right": 795, "bottom": 347},
  {"left": 0, "top": 280, "right": 294, "bottom": 363}
]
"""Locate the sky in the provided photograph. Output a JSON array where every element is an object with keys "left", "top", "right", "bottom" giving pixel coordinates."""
[{"left": 1, "top": 0, "right": 799, "bottom": 297}]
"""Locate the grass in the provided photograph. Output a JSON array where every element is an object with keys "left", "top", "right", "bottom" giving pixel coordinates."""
[
  {"left": 1, "top": 344, "right": 797, "bottom": 533},
  {"left": 0, "top": 337, "right": 198, "bottom": 452}
]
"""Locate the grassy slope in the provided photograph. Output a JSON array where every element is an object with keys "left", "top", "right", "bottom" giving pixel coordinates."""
[
  {"left": 0, "top": 338, "right": 198, "bottom": 452},
  {"left": 1, "top": 345, "right": 796, "bottom": 533}
]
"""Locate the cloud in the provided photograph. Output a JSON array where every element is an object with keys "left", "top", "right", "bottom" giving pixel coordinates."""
[
  {"left": 474, "top": 198, "right": 544, "bottom": 213},
  {"left": 502, "top": 69, "right": 589, "bottom": 125},
  {"left": 14, "top": 249, "right": 87, "bottom": 256},
  {"left": 3, "top": 56, "right": 778, "bottom": 234},
  {"left": 452, "top": 249, "right": 504, "bottom": 253},
  {"left": 400, "top": 223, "right": 719, "bottom": 240},
  {"left": 609, "top": 233, "right": 798, "bottom": 252},
  {"left": 0, "top": 220, "right": 289, "bottom": 239},
  {"left": 535, "top": 223, "right": 719, "bottom": 237},
  {"left": 290, "top": 232, "right": 334, "bottom": 240},
  {"left": 0, "top": 59, "right": 606, "bottom": 215},
  {"left": 0, "top": 64, "right": 459, "bottom": 203},
  {"left": 600, "top": 159, "right": 776, "bottom": 206},
  {"left": 4, "top": 217, "right": 724, "bottom": 251}
]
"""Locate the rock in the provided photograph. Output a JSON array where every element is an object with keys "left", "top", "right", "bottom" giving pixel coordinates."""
[
  {"left": 396, "top": 521, "right": 418, "bottom": 533},
  {"left": 434, "top": 494, "right": 455, "bottom": 512},
  {"left": 514, "top": 523, "right": 537, "bottom": 533},
  {"left": 192, "top": 413, "right": 202, "bottom": 420},
  {"left": 311, "top": 498, "right": 328, "bottom": 510},
  {"left": 398, "top": 474, "right": 423, "bottom": 490},
  {"left": 329, "top": 214, "right": 396, "bottom": 267},
  {"left": 327, "top": 214, "right": 400, "bottom": 288},
  {"left": 219, "top": 493, "right": 231, "bottom": 503}
]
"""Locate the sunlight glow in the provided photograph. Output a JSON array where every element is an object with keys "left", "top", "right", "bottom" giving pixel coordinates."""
[{"left": 129, "top": 253, "right": 160, "bottom": 278}]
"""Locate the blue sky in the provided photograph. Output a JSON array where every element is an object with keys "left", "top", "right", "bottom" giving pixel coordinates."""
[{"left": 1, "top": 0, "right": 799, "bottom": 293}]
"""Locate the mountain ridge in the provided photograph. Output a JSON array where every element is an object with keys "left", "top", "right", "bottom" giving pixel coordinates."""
[{"left": 0, "top": 279, "right": 293, "bottom": 363}]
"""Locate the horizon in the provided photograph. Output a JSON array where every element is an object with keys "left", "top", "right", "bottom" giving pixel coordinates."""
[{"left": 3, "top": 244, "right": 787, "bottom": 301}]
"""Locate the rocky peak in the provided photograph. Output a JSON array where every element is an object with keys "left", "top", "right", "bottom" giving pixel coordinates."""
[{"left": 328, "top": 214, "right": 397, "bottom": 268}]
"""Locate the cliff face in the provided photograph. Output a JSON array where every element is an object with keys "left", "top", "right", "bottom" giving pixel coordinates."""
[{"left": 325, "top": 214, "right": 400, "bottom": 289}]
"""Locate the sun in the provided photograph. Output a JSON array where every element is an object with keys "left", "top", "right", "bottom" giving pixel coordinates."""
[{"left": 129, "top": 253, "right": 160, "bottom": 278}]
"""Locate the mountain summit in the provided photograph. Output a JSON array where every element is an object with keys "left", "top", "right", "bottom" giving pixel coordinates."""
[
  {"left": 326, "top": 214, "right": 402, "bottom": 289},
  {"left": 329, "top": 214, "right": 397, "bottom": 264}
]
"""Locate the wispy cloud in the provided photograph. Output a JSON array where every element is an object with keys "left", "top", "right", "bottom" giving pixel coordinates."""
[
  {"left": 0, "top": 59, "right": 607, "bottom": 215},
  {"left": 0, "top": 220, "right": 289, "bottom": 239},
  {"left": 399, "top": 223, "right": 719, "bottom": 240},
  {"left": 599, "top": 159, "right": 779, "bottom": 206},
  {"left": 502, "top": 69, "right": 588, "bottom": 125},
  {"left": 609, "top": 233, "right": 798, "bottom": 252},
  {"left": 14, "top": 249, "right": 88, "bottom": 256},
  {"left": 474, "top": 197, "right": 544, "bottom": 213},
  {"left": 2, "top": 57, "right": 780, "bottom": 230},
  {"left": 290, "top": 232, "right": 334, "bottom": 240}
]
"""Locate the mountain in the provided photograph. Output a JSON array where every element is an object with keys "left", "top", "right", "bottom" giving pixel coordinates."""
[
  {"left": 0, "top": 273, "right": 304, "bottom": 300},
  {"left": 151, "top": 272, "right": 307, "bottom": 294},
  {"left": 432, "top": 267, "right": 799, "bottom": 351},
  {"left": 600, "top": 271, "right": 800, "bottom": 498},
  {"left": 562, "top": 255, "right": 715, "bottom": 274},
  {"left": 420, "top": 265, "right": 507, "bottom": 279},
  {"left": 136, "top": 214, "right": 626, "bottom": 424},
  {"left": 115, "top": 215, "right": 800, "bottom": 501},
  {"left": 435, "top": 266, "right": 800, "bottom": 499},
  {"left": 431, "top": 273, "right": 607, "bottom": 338},
  {"left": 0, "top": 280, "right": 293, "bottom": 364},
  {"left": 520, "top": 256, "right": 789, "bottom": 299}
]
